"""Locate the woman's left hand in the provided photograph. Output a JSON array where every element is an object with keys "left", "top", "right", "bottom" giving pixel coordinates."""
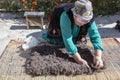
[
  {"left": 93, "top": 56, "right": 104, "bottom": 69},
  {"left": 93, "top": 50, "right": 104, "bottom": 69}
]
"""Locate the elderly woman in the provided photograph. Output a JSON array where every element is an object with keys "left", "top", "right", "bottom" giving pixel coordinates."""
[
  {"left": 23, "top": 0, "right": 104, "bottom": 69},
  {"left": 42, "top": 0, "right": 104, "bottom": 69}
]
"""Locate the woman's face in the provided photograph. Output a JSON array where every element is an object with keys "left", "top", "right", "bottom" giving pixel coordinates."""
[
  {"left": 74, "top": 15, "right": 85, "bottom": 26},
  {"left": 73, "top": 15, "right": 90, "bottom": 26}
]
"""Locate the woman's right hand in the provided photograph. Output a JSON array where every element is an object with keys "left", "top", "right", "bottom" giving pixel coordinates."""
[
  {"left": 80, "top": 58, "right": 90, "bottom": 68},
  {"left": 72, "top": 52, "right": 90, "bottom": 68}
]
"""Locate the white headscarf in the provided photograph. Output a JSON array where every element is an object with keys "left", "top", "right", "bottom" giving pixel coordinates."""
[{"left": 72, "top": 0, "right": 93, "bottom": 21}]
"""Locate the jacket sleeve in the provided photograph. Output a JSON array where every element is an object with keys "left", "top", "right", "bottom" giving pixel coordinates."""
[
  {"left": 60, "top": 11, "right": 78, "bottom": 55},
  {"left": 88, "top": 21, "right": 104, "bottom": 51}
]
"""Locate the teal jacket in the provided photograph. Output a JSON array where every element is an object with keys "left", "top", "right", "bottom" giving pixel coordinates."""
[{"left": 42, "top": 11, "right": 104, "bottom": 55}]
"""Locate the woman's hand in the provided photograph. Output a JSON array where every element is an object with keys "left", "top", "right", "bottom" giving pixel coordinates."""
[
  {"left": 80, "top": 58, "right": 90, "bottom": 68},
  {"left": 93, "top": 56, "right": 103, "bottom": 69},
  {"left": 72, "top": 52, "right": 90, "bottom": 68},
  {"left": 93, "top": 50, "right": 104, "bottom": 69}
]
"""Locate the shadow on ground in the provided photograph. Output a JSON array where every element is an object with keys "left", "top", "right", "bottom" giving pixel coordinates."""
[
  {"left": 98, "top": 28, "right": 120, "bottom": 38},
  {"left": 25, "top": 30, "right": 47, "bottom": 40},
  {"left": 10, "top": 25, "right": 41, "bottom": 30},
  {"left": 20, "top": 27, "right": 120, "bottom": 40}
]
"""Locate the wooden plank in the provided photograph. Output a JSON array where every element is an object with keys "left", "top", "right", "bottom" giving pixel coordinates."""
[
  {"left": 115, "top": 49, "right": 120, "bottom": 61},
  {"left": 0, "top": 46, "right": 13, "bottom": 76},
  {"left": 100, "top": 38, "right": 120, "bottom": 80},
  {"left": 107, "top": 51, "right": 119, "bottom": 62},
  {"left": 70, "top": 76, "right": 78, "bottom": 80},
  {"left": 24, "top": 12, "right": 44, "bottom": 17},
  {"left": 103, "top": 62, "right": 120, "bottom": 80},
  {"left": 102, "top": 40, "right": 113, "bottom": 62},
  {"left": 24, "top": 76, "right": 32, "bottom": 80},
  {"left": 112, "top": 48, "right": 120, "bottom": 61},
  {"left": 63, "top": 75, "right": 72, "bottom": 80},
  {"left": 56, "top": 75, "right": 64, "bottom": 80},
  {"left": 26, "top": 17, "right": 30, "bottom": 29},
  {"left": 45, "top": 76, "right": 57, "bottom": 80},
  {"left": 103, "top": 38, "right": 113, "bottom": 50},
  {"left": 111, "top": 38, "right": 120, "bottom": 48},
  {"left": 46, "top": 75, "right": 72, "bottom": 80},
  {"left": 101, "top": 38, "right": 112, "bottom": 62},
  {"left": 0, "top": 76, "right": 15, "bottom": 80},
  {"left": 24, "top": 12, "right": 44, "bottom": 29},
  {"left": 95, "top": 72, "right": 107, "bottom": 80},
  {"left": 106, "top": 38, "right": 120, "bottom": 61},
  {"left": 26, "top": 17, "right": 44, "bottom": 29},
  {"left": 105, "top": 38, "right": 120, "bottom": 61},
  {"left": 0, "top": 40, "right": 25, "bottom": 79},
  {"left": 47, "top": 74, "right": 97, "bottom": 80},
  {"left": 8, "top": 42, "right": 21, "bottom": 76},
  {"left": 7, "top": 50, "right": 19, "bottom": 76},
  {"left": 75, "top": 75, "right": 86, "bottom": 80},
  {"left": 82, "top": 74, "right": 96, "bottom": 80},
  {"left": 112, "top": 62, "right": 120, "bottom": 78},
  {"left": 27, "top": 18, "right": 42, "bottom": 26},
  {"left": 0, "top": 76, "right": 5, "bottom": 80},
  {"left": 104, "top": 70, "right": 120, "bottom": 80},
  {"left": 76, "top": 74, "right": 94, "bottom": 80},
  {"left": 107, "top": 38, "right": 116, "bottom": 49},
  {"left": 32, "top": 76, "right": 46, "bottom": 80},
  {"left": 102, "top": 38, "right": 109, "bottom": 50}
]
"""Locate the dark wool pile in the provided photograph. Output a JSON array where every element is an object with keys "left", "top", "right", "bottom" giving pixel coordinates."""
[{"left": 25, "top": 44, "right": 94, "bottom": 76}]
